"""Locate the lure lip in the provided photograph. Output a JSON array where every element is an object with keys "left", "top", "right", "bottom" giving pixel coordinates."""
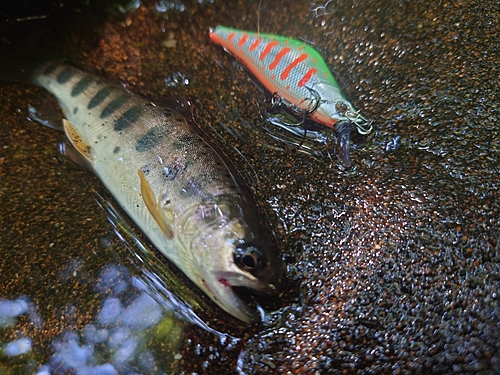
[{"left": 334, "top": 120, "right": 352, "bottom": 168}]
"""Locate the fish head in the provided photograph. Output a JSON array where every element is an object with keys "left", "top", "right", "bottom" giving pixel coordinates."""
[{"left": 179, "top": 198, "right": 283, "bottom": 323}]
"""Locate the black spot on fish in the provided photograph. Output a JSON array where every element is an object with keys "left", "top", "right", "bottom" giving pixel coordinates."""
[
  {"left": 71, "top": 76, "right": 93, "bottom": 97},
  {"left": 57, "top": 68, "right": 76, "bottom": 84},
  {"left": 136, "top": 126, "right": 165, "bottom": 152},
  {"left": 113, "top": 146, "right": 120, "bottom": 154},
  {"left": 73, "top": 107, "right": 78, "bottom": 115},
  {"left": 42, "top": 62, "right": 59, "bottom": 75},
  {"left": 141, "top": 165, "right": 151, "bottom": 175},
  {"left": 163, "top": 163, "right": 185, "bottom": 180},
  {"left": 114, "top": 106, "right": 143, "bottom": 131},
  {"left": 100, "top": 94, "right": 130, "bottom": 119},
  {"left": 161, "top": 193, "right": 171, "bottom": 205},
  {"left": 88, "top": 87, "right": 112, "bottom": 110}
]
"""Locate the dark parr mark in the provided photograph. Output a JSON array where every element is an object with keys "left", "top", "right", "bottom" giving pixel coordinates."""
[
  {"left": 73, "top": 107, "right": 79, "bottom": 115},
  {"left": 71, "top": 76, "right": 93, "bottom": 97},
  {"left": 57, "top": 68, "right": 76, "bottom": 84},
  {"left": 114, "top": 106, "right": 143, "bottom": 131},
  {"left": 100, "top": 94, "right": 130, "bottom": 119},
  {"left": 136, "top": 126, "right": 165, "bottom": 152},
  {"left": 88, "top": 87, "right": 112, "bottom": 110},
  {"left": 113, "top": 146, "right": 121, "bottom": 154},
  {"left": 42, "top": 62, "right": 59, "bottom": 75}
]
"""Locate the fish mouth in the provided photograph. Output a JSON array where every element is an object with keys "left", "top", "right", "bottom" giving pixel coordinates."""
[{"left": 212, "top": 273, "right": 279, "bottom": 323}]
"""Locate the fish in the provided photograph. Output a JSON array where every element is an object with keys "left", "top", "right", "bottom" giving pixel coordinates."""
[
  {"left": 209, "top": 25, "right": 373, "bottom": 167},
  {"left": 29, "top": 61, "right": 283, "bottom": 323}
]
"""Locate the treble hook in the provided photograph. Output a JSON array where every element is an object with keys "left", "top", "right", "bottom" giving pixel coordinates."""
[
  {"left": 267, "top": 87, "right": 322, "bottom": 127},
  {"left": 345, "top": 110, "right": 373, "bottom": 135},
  {"left": 335, "top": 100, "right": 373, "bottom": 135}
]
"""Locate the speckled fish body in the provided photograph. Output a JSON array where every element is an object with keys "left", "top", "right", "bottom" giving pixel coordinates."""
[
  {"left": 209, "top": 25, "right": 368, "bottom": 131},
  {"left": 32, "top": 62, "right": 282, "bottom": 323}
]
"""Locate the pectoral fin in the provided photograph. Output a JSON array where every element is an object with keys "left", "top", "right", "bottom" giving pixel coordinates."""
[
  {"left": 63, "top": 119, "right": 92, "bottom": 163},
  {"left": 138, "top": 169, "right": 174, "bottom": 239}
]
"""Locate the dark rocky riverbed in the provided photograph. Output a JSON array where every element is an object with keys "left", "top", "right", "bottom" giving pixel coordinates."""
[{"left": 1, "top": 0, "right": 499, "bottom": 373}]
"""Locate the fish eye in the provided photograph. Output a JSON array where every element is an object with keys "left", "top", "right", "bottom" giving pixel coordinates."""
[{"left": 234, "top": 243, "right": 265, "bottom": 273}]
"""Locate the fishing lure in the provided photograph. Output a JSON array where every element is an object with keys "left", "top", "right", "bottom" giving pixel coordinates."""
[{"left": 209, "top": 25, "right": 372, "bottom": 166}]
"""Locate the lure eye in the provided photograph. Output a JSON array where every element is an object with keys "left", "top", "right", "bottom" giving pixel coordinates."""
[
  {"left": 335, "top": 101, "right": 349, "bottom": 114},
  {"left": 234, "top": 243, "right": 266, "bottom": 273}
]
